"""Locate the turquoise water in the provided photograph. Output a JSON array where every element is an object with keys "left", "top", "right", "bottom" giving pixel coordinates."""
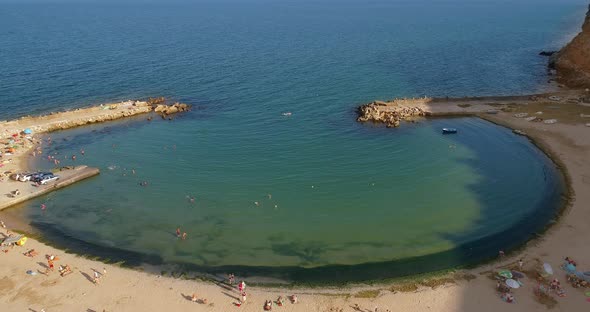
[{"left": 0, "top": 0, "right": 580, "bottom": 282}]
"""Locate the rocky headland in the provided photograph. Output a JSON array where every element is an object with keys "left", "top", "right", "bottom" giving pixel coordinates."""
[
  {"left": 360, "top": 4, "right": 590, "bottom": 127},
  {"left": 550, "top": 4, "right": 590, "bottom": 88}
]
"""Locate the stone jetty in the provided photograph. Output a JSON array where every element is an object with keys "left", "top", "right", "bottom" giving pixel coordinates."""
[
  {"left": 0, "top": 166, "right": 100, "bottom": 211},
  {"left": 357, "top": 98, "right": 428, "bottom": 127},
  {"left": 0, "top": 98, "right": 190, "bottom": 135},
  {"left": 0, "top": 97, "right": 190, "bottom": 211},
  {"left": 357, "top": 90, "right": 590, "bottom": 128}
]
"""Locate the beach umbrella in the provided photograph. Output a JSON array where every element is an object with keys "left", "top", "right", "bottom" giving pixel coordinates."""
[
  {"left": 564, "top": 263, "right": 576, "bottom": 273},
  {"left": 506, "top": 279, "right": 520, "bottom": 289},
  {"left": 498, "top": 270, "right": 512, "bottom": 279},
  {"left": 543, "top": 263, "right": 553, "bottom": 275},
  {"left": 23, "top": 128, "right": 32, "bottom": 134},
  {"left": 511, "top": 271, "right": 525, "bottom": 279}
]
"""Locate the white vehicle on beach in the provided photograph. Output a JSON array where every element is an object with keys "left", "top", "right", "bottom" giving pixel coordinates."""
[
  {"left": 17, "top": 173, "right": 35, "bottom": 182},
  {"left": 38, "top": 174, "right": 59, "bottom": 185}
]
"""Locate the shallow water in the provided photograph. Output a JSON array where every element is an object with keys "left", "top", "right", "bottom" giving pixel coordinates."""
[
  {"left": 2, "top": 116, "right": 564, "bottom": 283},
  {"left": 0, "top": 0, "right": 580, "bottom": 282}
]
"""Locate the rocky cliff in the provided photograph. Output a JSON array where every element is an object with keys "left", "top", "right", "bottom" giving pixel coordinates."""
[{"left": 551, "top": 4, "right": 590, "bottom": 88}]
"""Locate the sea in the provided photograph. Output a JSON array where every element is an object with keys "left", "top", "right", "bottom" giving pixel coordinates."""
[{"left": 0, "top": 0, "right": 585, "bottom": 283}]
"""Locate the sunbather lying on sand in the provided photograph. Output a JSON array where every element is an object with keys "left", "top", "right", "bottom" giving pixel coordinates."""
[
  {"left": 24, "top": 249, "right": 38, "bottom": 257},
  {"left": 59, "top": 265, "right": 72, "bottom": 277}
]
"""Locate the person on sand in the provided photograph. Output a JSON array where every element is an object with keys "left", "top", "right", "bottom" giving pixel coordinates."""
[
  {"left": 238, "top": 280, "right": 246, "bottom": 293},
  {"left": 501, "top": 292, "right": 514, "bottom": 303},
  {"left": 191, "top": 293, "right": 198, "bottom": 302},
  {"left": 276, "top": 296, "right": 284, "bottom": 306},
  {"left": 518, "top": 259, "right": 524, "bottom": 270},
  {"left": 24, "top": 249, "right": 38, "bottom": 257},
  {"left": 241, "top": 292, "right": 247, "bottom": 303},
  {"left": 565, "top": 257, "right": 577, "bottom": 267},
  {"left": 264, "top": 300, "right": 273, "bottom": 311},
  {"left": 550, "top": 278, "right": 561, "bottom": 290},
  {"left": 93, "top": 270, "right": 101, "bottom": 284},
  {"left": 103, "top": 268, "right": 107, "bottom": 276},
  {"left": 290, "top": 294, "right": 298, "bottom": 304},
  {"left": 0, "top": 220, "right": 5, "bottom": 228},
  {"left": 59, "top": 265, "right": 72, "bottom": 277}
]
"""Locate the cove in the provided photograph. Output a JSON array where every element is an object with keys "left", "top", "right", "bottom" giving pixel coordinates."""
[{"left": 3, "top": 114, "right": 564, "bottom": 284}]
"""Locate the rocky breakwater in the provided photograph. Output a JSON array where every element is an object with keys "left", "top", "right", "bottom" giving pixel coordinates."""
[
  {"left": 550, "top": 4, "right": 590, "bottom": 88},
  {"left": 0, "top": 98, "right": 191, "bottom": 135},
  {"left": 153, "top": 102, "right": 190, "bottom": 116},
  {"left": 357, "top": 99, "right": 427, "bottom": 128}
]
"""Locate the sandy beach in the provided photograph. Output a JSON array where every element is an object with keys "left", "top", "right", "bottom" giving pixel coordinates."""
[{"left": 1, "top": 91, "right": 589, "bottom": 312}]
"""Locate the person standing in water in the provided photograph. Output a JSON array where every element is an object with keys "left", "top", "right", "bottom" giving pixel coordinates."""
[
  {"left": 176, "top": 228, "right": 181, "bottom": 238},
  {"left": 238, "top": 280, "right": 246, "bottom": 293},
  {"left": 228, "top": 273, "right": 235, "bottom": 285}
]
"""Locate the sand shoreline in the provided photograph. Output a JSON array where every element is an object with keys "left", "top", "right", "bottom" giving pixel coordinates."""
[{"left": 1, "top": 90, "right": 589, "bottom": 311}]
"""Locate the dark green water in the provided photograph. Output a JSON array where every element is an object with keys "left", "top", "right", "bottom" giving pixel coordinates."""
[{"left": 2, "top": 116, "right": 564, "bottom": 283}]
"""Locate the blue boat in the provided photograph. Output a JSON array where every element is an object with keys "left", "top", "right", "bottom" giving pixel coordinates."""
[{"left": 442, "top": 128, "right": 457, "bottom": 134}]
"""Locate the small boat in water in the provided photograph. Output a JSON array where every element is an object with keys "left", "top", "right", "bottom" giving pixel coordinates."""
[{"left": 442, "top": 128, "right": 457, "bottom": 134}]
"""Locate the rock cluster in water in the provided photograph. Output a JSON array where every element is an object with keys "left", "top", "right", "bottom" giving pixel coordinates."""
[
  {"left": 550, "top": 4, "right": 590, "bottom": 88},
  {"left": 357, "top": 100, "right": 427, "bottom": 128},
  {"left": 153, "top": 102, "right": 190, "bottom": 115}
]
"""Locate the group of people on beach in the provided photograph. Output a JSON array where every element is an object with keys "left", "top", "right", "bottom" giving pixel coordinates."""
[{"left": 225, "top": 274, "right": 299, "bottom": 309}]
